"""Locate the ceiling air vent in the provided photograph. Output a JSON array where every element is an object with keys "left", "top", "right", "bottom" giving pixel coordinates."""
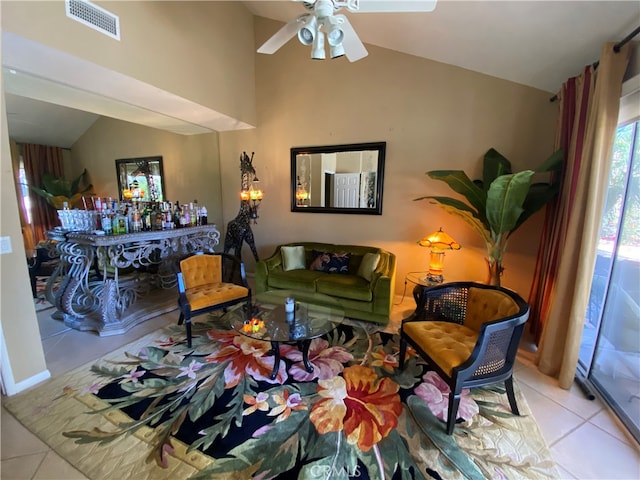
[{"left": 65, "top": 0, "right": 120, "bottom": 41}]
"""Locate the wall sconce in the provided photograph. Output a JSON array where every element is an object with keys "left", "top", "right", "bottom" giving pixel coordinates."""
[
  {"left": 122, "top": 179, "right": 145, "bottom": 200},
  {"left": 295, "top": 176, "right": 309, "bottom": 207},
  {"left": 418, "top": 227, "right": 461, "bottom": 283},
  {"left": 239, "top": 152, "right": 263, "bottom": 223}
]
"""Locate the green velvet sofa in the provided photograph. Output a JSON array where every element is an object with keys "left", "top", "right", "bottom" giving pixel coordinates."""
[{"left": 255, "top": 242, "right": 396, "bottom": 325}]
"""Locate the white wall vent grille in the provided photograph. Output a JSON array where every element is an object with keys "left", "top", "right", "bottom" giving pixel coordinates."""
[{"left": 65, "top": 0, "right": 120, "bottom": 41}]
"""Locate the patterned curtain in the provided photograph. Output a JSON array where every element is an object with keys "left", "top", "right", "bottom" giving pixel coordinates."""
[
  {"left": 21, "top": 143, "right": 65, "bottom": 244},
  {"left": 529, "top": 42, "right": 631, "bottom": 389}
]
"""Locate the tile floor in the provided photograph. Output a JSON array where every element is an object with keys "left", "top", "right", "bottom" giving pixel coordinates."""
[{"left": 2, "top": 296, "right": 640, "bottom": 479}]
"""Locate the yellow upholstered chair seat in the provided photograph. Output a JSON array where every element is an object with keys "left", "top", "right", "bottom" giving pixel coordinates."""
[
  {"left": 403, "top": 321, "right": 478, "bottom": 376},
  {"left": 186, "top": 283, "right": 249, "bottom": 311}
]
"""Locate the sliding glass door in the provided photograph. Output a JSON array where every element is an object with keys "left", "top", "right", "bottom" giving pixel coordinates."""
[{"left": 579, "top": 119, "right": 639, "bottom": 443}]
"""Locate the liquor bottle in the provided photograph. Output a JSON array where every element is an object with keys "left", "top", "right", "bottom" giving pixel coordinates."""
[
  {"left": 162, "top": 202, "right": 171, "bottom": 229},
  {"left": 193, "top": 199, "right": 200, "bottom": 226},
  {"left": 131, "top": 201, "right": 142, "bottom": 233},
  {"left": 200, "top": 205, "right": 208, "bottom": 225},
  {"left": 180, "top": 205, "right": 189, "bottom": 228},
  {"left": 142, "top": 203, "right": 151, "bottom": 231},
  {"left": 101, "top": 207, "right": 113, "bottom": 235},
  {"left": 173, "top": 201, "right": 182, "bottom": 228},
  {"left": 182, "top": 204, "right": 191, "bottom": 227},
  {"left": 189, "top": 202, "right": 197, "bottom": 227},
  {"left": 153, "top": 203, "right": 164, "bottom": 231}
]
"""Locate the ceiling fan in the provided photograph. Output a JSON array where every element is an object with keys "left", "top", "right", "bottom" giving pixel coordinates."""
[{"left": 257, "top": 0, "right": 437, "bottom": 62}]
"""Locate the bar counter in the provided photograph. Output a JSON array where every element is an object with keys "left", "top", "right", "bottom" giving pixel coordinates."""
[{"left": 45, "top": 225, "right": 220, "bottom": 336}]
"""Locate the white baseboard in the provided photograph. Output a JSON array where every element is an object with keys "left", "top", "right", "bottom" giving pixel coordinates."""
[
  {"left": 1, "top": 322, "right": 51, "bottom": 396},
  {"left": 2, "top": 368, "right": 51, "bottom": 396}
]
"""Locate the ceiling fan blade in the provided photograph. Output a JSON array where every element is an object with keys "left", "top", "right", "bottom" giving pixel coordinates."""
[
  {"left": 347, "top": 0, "right": 437, "bottom": 13},
  {"left": 257, "top": 15, "right": 306, "bottom": 54},
  {"left": 335, "top": 14, "right": 368, "bottom": 62}
]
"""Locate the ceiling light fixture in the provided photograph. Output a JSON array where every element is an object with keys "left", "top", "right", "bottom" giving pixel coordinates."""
[
  {"left": 326, "top": 24, "right": 345, "bottom": 59},
  {"left": 311, "top": 30, "right": 326, "bottom": 59},
  {"left": 297, "top": 14, "right": 317, "bottom": 46}
]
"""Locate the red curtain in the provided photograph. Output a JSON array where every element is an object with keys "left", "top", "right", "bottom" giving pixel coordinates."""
[
  {"left": 22, "top": 144, "right": 65, "bottom": 244},
  {"left": 528, "top": 66, "right": 595, "bottom": 343}
]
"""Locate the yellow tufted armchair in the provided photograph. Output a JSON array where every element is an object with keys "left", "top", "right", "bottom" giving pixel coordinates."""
[
  {"left": 399, "top": 282, "right": 529, "bottom": 434},
  {"left": 177, "top": 252, "right": 251, "bottom": 347}
]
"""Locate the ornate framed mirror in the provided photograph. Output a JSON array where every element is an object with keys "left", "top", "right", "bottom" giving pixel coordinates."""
[
  {"left": 116, "top": 156, "right": 165, "bottom": 202},
  {"left": 291, "top": 142, "right": 386, "bottom": 215}
]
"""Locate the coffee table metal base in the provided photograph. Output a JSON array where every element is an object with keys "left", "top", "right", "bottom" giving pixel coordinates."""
[{"left": 269, "top": 339, "right": 313, "bottom": 380}]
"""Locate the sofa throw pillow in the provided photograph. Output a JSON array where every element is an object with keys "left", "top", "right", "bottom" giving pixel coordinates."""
[
  {"left": 281, "top": 246, "right": 306, "bottom": 271},
  {"left": 310, "top": 250, "right": 350, "bottom": 274},
  {"left": 357, "top": 252, "right": 380, "bottom": 282}
]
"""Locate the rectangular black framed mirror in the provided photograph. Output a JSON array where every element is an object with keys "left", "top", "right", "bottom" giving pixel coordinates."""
[
  {"left": 291, "top": 142, "right": 386, "bottom": 215},
  {"left": 116, "top": 156, "right": 165, "bottom": 202}
]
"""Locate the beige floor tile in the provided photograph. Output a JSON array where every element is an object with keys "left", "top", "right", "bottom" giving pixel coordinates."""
[
  {"left": 552, "top": 422, "right": 640, "bottom": 480},
  {"left": 590, "top": 409, "right": 637, "bottom": 446},
  {"left": 0, "top": 452, "right": 46, "bottom": 479},
  {"left": 31, "top": 450, "right": 88, "bottom": 480},
  {"left": 515, "top": 363, "right": 603, "bottom": 420},
  {"left": 518, "top": 382, "right": 585, "bottom": 445},
  {"left": 0, "top": 407, "right": 49, "bottom": 460},
  {"left": 41, "top": 313, "right": 175, "bottom": 377},
  {"left": 555, "top": 463, "right": 578, "bottom": 479}
]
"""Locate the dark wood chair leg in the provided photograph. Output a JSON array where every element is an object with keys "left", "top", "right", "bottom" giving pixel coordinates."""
[
  {"left": 505, "top": 375, "right": 520, "bottom": 415},
  {"left": 178, "top": 312, "right": 184, "bottom": 326},
  {"left": 399, "top": 336, "right": 407, "bottom": 369},
  {"left": 447, "top": 392, "right": 461, "bottom": 435},
  {"left": 185, "top": 317, "right": 192, "bottom": 348}
]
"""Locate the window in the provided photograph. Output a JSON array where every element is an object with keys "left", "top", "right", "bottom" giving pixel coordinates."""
[{"left": 18, "top": 156, "right": 33, "bottom": 225}]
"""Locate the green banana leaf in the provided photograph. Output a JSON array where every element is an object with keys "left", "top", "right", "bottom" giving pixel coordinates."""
[
  {"left": 535, "top": 148, "right": 564, "bottom": 173},
  {"left": 414, "top": 197, "right": 492, "bottom": 247},
  {"left": 29, "top": 169, "right": 92, "bottom": 209},
  {"left": 425, "top": 171, "right": 488, "bottom": 225},
  {"left": 482, "top": 148, "right": 512, "bottom": 192},
  {"left": 415, "top": 147, "right": 563, "bottom": 275},
  {"left": 486, "top": 171, "right": 534, "bottom": 235}
]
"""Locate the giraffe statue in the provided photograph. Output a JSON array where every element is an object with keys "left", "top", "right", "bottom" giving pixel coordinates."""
[{"left": 223, "top": 152, "right": 260, "bottom": 262}]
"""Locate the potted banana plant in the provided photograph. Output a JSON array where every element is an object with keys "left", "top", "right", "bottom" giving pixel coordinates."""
[
  {"left": 29, "top": 169, "right": 93, "bottom": 210},
  {"left": 415, "top": 148, "right": 563, "bottom": 286}
]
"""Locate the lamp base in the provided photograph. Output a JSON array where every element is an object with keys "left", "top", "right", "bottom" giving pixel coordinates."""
[{"left": 426, "top": 272, "right": 444, "bottom": 283}]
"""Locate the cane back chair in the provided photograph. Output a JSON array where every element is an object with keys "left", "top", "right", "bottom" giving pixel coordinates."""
[{"left": 399, "top": 282, "right": 530, "bottom": 434}]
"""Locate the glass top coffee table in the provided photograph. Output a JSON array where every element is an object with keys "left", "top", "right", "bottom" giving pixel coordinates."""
[{"left": 226, "top": 290, "right": 344, "bottom": 380}]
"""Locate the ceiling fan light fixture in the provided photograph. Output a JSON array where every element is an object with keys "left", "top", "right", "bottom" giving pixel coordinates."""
[
  {"left": 330, "top": 43, "right": 345, "bottom": 59},
  {"left": 297, "top": 15, "right": 317, "bottom": 46},
  {"left": 326, "top": 26, "right": 344, "bottom": 46},
  {"left": 311, "top": 30, "right": 326, "bottom": 59}
]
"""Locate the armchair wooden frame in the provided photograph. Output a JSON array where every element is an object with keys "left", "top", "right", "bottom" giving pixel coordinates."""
[
  {"left": 177, "top": 252, "right": 251, "bottom": 347},
  {"left": 399, "top": 282, "right": 530, "bottom": 434}
]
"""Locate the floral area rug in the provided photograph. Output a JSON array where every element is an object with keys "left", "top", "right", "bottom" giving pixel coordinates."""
[{"left": 3, "top": 316, "right": 558, "bottom": 480}]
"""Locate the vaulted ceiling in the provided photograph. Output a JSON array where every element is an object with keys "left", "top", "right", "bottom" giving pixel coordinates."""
[{"left": 4, "top": 0, "right": 639, "bottom": 148}]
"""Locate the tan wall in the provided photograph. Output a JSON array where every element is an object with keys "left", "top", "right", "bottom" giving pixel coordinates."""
[
  {"left": 220, "top": 17, "right": 558, "bottom": 299},
  {"left": 0, "top": 10, "right": 558, "bottom": 393},
  {"left": 71, "top": 118, "right": 224, "bottom": 229},
  {"left": 1, "top": 0, "right": 257, "bottom": 126},
  {"left": 1, "top": 81, "right": 49, "bottom": 390}
]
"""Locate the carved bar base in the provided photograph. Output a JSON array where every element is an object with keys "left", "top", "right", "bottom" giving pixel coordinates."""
[{"left": 47, "top": 225, "right": 220, "bottom": 336}]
